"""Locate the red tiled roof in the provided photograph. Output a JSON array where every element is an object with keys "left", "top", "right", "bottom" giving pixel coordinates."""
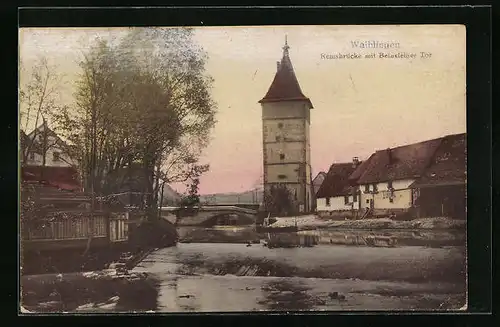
[
  {"left": 22, "top": 165, "right": 81, "bottom": 191},
  {"left": 354, "top": 137, "right": 444, "bottom": 185},
  {"left": 410, "top": 133, "right": 466, "bottom": 188},
  {"left": 259, "top": 44, "right": 313, "bottom": 107},
  {"left": 316, "top": 163, "right": 360, "bottom": 198}
]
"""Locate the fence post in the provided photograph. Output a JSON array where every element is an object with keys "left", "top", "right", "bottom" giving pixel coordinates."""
[{"left": 105, "top": 213, "right": 110, "bottom": 244}]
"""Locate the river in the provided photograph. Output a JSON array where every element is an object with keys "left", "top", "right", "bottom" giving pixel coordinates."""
[
  {"left": 22, "top": 227, "right": 467, "bottom": 312},
  {"left": 127, "top": 227, "right": 466, "bottom": 312}
]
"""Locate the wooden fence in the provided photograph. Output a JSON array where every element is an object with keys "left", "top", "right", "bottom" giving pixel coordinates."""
[{"left": 23, "top": 213, "right": 108, "bottom": 241}]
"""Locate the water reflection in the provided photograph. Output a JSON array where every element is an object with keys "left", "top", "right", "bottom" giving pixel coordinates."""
[
  {"left": 177, "top": 226, "right": 465, "bottom": 248},
  {"left": 258, "top": 280, "right": 321, "bottom": 311}
]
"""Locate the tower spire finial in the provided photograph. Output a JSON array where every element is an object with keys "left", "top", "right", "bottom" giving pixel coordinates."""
[{"left": 282, "top": 35, "right": 290, "bottom": 54}]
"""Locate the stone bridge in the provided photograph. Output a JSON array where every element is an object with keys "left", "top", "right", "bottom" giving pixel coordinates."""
[{"left": 160, "top": 206, "right": 258, "bottom": 227}]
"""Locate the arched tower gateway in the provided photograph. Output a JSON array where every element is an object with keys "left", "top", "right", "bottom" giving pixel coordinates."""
[{"left": 259, "top": 37, "right": 314, "bottom": 214}]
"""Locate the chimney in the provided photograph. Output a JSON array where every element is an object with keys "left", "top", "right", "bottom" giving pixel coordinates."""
[
  {"left": 352, "top": 157, "right": 360, "bottom": 168},
  {"left": 277, "top": 61, "right": 281, "bottom": 71}
]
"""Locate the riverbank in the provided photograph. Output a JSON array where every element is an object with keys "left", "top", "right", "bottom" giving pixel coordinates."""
[
  {"left": 269, "top": 216, "right": 466, "bottom": 231},
  {"left": 20, "top": 269, "right": 158, "bottom": 313}
]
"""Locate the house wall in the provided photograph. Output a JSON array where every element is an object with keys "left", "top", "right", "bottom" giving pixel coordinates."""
[
  {"left": 24, "top": 133, "right": 75, "bottom": 167},
  {"left": 317, "top": 195, "right": 359, "bottom": 212},
  {"left": 358, "top": 179, "right": 415, "bottom": 210}
]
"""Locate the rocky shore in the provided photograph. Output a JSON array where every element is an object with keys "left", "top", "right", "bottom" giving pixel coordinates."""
[{"left": 20, "top": 269, "right": 158, "bottom": 313}]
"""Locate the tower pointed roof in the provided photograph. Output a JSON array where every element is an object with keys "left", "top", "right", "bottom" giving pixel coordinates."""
[{"left": 259, "top": 36, "right": 313, "bottom": 108}]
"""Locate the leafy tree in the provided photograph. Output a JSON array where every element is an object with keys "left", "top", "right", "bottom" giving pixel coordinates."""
[
  {"left": 264, "top": 184, "right": 297, "bottom": 217},
  {"left": 53, "top": 28, "right": 216, "bottom": 221},
  {"left": 178, "top": 164, "right": 208, "bottom": 208}
]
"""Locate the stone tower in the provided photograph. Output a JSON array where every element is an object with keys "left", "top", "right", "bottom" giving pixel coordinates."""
[{"left": 259, "top": 37, "right": 314, "bottom": 214}]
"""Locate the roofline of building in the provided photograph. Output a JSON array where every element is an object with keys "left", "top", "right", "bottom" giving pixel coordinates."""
[
  {"left": 258, "top": 97, "right": 313, "bottom": 108},
  {"left": 371, "top": 132, "right": 466, "bottom": 153}
]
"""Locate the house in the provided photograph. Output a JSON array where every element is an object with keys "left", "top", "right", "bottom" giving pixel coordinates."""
[
  {"left": 352, "top": 133, "right": 466, "bottom": 219},
  {"left": 315, "top": 158, "right": 362, "bottom": 219},
  {"left": 409, "top": 133, "right": 466, "bottom": 219},
  {"left": 21, "top": 122, "right": 77, "bottom": 168}
]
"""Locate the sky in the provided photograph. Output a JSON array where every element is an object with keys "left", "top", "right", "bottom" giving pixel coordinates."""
[{"left": 19, "top": 25, "right": 466, "bottom": 195}]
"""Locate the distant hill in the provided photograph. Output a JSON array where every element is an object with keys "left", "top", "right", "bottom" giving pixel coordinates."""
[{"left": 199, "top": 188, "right": 263, "bottom": 205}]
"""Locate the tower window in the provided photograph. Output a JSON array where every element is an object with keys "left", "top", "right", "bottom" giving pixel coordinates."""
[
  {"left": 277, "top": 122, "right": 283, "bottom": 129},
  {"left": 279, "top": 153, "right": 285, "bottom": 160}
]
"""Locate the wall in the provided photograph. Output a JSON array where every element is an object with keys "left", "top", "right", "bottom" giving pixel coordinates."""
[
  {"left": 317, "top": 195, "right": 359, "bottom": 212},
  {"left": 261, "top": 101, "right": 309, "bottom": 119},
  {"left": 261, "top": 100, "right": 313, "bottom": 213},
  {"left": 24, "top": 134, "right": 75, "bottom": 167},
  {"left": 263, "top": 119, "right": 306, "bottom": 143},
  {"left": 264, "top": 142, "right": 305, "bottom": 163},
  {"left": 359, "top": 179, "right": 415, "bottom": 210},
  {"left": 266, "top": 164, "right": 301, "bottom": 183}
]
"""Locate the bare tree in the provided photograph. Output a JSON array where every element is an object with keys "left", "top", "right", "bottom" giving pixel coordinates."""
[{"left": 19, "top": 56, "right": 64, "bottom": 165}]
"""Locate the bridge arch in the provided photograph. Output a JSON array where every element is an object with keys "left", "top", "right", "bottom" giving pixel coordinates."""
[{"left": 161, "top": 206, "right": 257, "bottom": 227}]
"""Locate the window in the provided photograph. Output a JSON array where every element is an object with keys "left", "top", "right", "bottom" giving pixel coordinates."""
[
  {"left": 279, "top": 153, "right": 285, "bottom": 160},
  {"left": 278, "top": 174, "right": 287, "bottom": 179},
  {"left": 366, "top": 199, "right": 370, "bottom": 204},
  {"left": 344, "top": 196, "right": 349, "bottom": 205},
  {"left": 364, "top": 185, "right": 369, "bottom": 193},
  {"left": 275, "top": 135, "right": 282, "bottom": 142},
  {"left": 53, "top": 152, "right": 60, "bottom": 162},
  {"left": 277, "top": 122, "right": 283, "bottom": 129},
  {"left": 325, "top": 197, "right": 330, "bottom": 206},
  {"left": 389, "top": 197, "right": 394, "bottom": 203},
  {"left": 388, "top": 180, "right": 393, "bottom": 189},
  {"left": 373, "top": 184, "right": 378, "bottom": 192},
  {"left": 353, "top": 193, "right": 358, "bottom": 202},
  {"left": 29, "top": 152, "right": 35, "bottom": 160}
]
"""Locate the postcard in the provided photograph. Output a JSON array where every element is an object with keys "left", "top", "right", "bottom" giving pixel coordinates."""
[{"left": 19, "top": 24, "right": 466, "bottom": 313}]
